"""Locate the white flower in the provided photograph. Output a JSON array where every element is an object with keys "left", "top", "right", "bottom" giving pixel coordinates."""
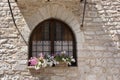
[
  {"left": 63, "top": 51, "right": 66, "bottom": 54},
  {"left": 53, "top": 60, "right": 57, "bottom": 65},
  {"left": 52, "top": 61, "right": 59, "bottom": 65},
  {"left": 35, "top": 65, "right": 40, "bottom": 70},
  {"left": 42, "top": 59, "right": 47, "bottom": 67},
  {"left": 66, "top": 58, "right": 69, "bottom": 60},
  {"left": 47, "top": 62, "right": 53, "bottom": 67},
  {"left": 62, "top": 58, "right": 66, "bottom": 62},
  {"left": 61, "top": 51, "right": 66, "bottom": 54},
  {"left": 38, "top": 62, "right": 42, "bottom": 66},
  {"left": 71, "top": 58, "right": 75, "bottom": 62},
  {"left": 67, "top": 62, "right": 71, "bottom": 65}
]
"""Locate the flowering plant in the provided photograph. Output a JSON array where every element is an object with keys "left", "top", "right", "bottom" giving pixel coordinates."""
[
  {"left": 29, "top": 51, "right": 75, "bottom": 70},
  {"left": 29, "top": 53, "right": 55, "bottom": 70},
  {"left": 54, "top": 51, "right": 75, "bottom": 65}
]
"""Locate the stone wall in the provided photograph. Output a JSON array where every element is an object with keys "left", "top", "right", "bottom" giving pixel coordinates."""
[
  {"left": 0, "top": 0, "right": 120, "bottom": 80},
  {"left": 95, "top": 0, "right": 120, "bottom": 49}
]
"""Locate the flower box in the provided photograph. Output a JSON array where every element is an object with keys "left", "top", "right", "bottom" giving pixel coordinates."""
[
  {"left": 28, "top": 51, "right": 75, "bottom": 70},
  {"left": 28, "top": 66, "right": 45, "bottom": 74},
  {"left": 55, "top": 62, "right": 68, "bottom": 67}
]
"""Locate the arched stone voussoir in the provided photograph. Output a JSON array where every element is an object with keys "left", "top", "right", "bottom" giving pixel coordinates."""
[
  {"left": 21, "top": 25, "right": 31, "bottom": 43},
  {"left": 38, "top": 6, "right": 50, "bottom": 20},
  {"left": 60, "top": 11, "right": 69, "bottom": 21},
  {"left": 65, "top": 12, "right": 75, "bottom": 24},
  {"left": 26, "top": 3, "right": 84, "bottom": 44},
  {"left": 55, "top": 5, "right": 66, "bottom": 19},
  {"left": 49, "top": 4, "right": 60, "bottom": 18},
  {"left": 27, "top": 11, "right": 44, "bottom": 31},
  {"left": 70, "top": 18, "right": 79, "bottom": 26}
]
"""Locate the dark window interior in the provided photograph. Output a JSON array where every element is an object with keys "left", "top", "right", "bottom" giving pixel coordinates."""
[{"left": 29, "top": 19, "right": 77, "bottom": 66}]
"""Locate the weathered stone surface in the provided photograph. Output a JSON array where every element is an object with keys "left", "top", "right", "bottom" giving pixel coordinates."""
[
  {"left": 12, "top": 64, "right": 27, "bottom": 71},
  {"left": 0, "top": 39, "right": 8, "bottom": 44},
  {"left": 0, "top": 62, "right": 11, "bottom": 70},
  {"left": 86, "top": 74, "right": 96, "bottom": 80},
  {"left": 0, "top": 0, "right": 120, "bottom": 80},
  {"left": 51, "top": 76, "right": 66, "bottom": 80}
]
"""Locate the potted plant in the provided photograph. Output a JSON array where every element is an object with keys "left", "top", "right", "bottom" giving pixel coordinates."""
[
  {"left": 29, "top": 53, "right": 56, "bottom": 70},
  {"left": 28, "top": 51, "right": 75, "bottom": 70},
  {"left": 54, "top": 51, "right": 75, "bottom": 67}
]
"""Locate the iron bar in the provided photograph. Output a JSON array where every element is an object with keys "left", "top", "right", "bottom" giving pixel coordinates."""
[{"left": 81, "top": 0, "right": 87, "bottom": 28}]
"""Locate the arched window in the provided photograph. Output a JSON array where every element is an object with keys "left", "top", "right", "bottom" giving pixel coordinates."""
[{"left": 29, "top": 19, "right": 77, "bottom": 66}]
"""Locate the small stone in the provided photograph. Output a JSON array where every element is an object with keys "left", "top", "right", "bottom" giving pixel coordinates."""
[
  {"left": 0, "top": 49, "right": 6, "bottom": 54},
  {"left": 0, "top": 62, "right": 11, "bottom": 70},
  {"left": 51, "top": 76, "right": 66, "bottom": 80},
  {"left": 0, "top": 70, "right": 4, "bottom": 75},
  {"left": 0, "top": 39, "right": 8, "bottom": 44},
  {"left": 12, "top": 64, "right": 27, "bottom": 71},
  {"left": 86, "top": 75, "right": 96, "bottom": 80},
  {"left": 2, "top": 44, "right": 16, "bottom": 49},
  {"left": 92, "top": 67, "right": 103, "bottom": 74}
]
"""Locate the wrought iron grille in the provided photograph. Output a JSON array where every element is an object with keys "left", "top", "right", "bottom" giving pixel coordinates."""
[{"left": 29, "top": 19, "right": 77, "bottom": 66}]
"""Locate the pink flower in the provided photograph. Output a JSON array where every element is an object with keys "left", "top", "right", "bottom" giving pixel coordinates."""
[{"left": 29, "top": 57, "right": 38, "bottom": 66}]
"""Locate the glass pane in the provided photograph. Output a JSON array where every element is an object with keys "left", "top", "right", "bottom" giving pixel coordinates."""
[
  {"left": 43, "top": 41, "right": 50, "bottom": 45},
  {"left": 36, "top": 52, "right": 41, "bottom": 57},
  {"left": 56, "top": 22, "right": 62, "bottom": 40},
  {"left": 69, "top": 46, "right": 73, "bottom": 51},
  {"left": 55, "top": 46, "right": 61, "bottom": 51},
  {"left": 32, "top": 46, "right": 36, "bottom": 51},
  {"left": 37, "top": 41, "right": 42, "bottom": 45},
  {"left": 69, "top": 41, "right": 73, "bottom": 45},
  {"left": 37, "top": 46, "right": 42, "bottom": 51},
  {"left": 44, "top": 22, "right": 49, "bottom": 40},
  {"left": 68, "top": 51, "right": 73, "bottom": 56},
  {"left": 63, "top": 46, "right": 68, "bottom": 51},
  {"left": 54, "top": 41, "right": 62, "bottom": 46},
  {"left": 32, "top": 41, "right": 37, "bottom": 45},
  {"left": 43, "top": 46, "right": 50, "bottom": 51},
  {"left": 63, "top": 41, "right": 68, "bottom": 45},
  {"left": 32, "top": 52, "right": 36, "bottom": 57}
]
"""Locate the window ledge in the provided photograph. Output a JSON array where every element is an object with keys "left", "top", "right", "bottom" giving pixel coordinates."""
[
  {"left": 27, "top": 66, "right": 77, "bottom": 69},
  {"left": 27, "top": 66, "right": 78, "bottom": 75},
  {"left": 27, "top": 66, "right": 34, "bottom": 69}
]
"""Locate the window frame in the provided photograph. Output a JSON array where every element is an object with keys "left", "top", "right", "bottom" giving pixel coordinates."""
[{"left": 29, "top": 19, "right": 77, "bottom": 66}]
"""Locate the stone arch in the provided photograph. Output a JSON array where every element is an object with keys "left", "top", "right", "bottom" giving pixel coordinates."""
[{"left": 21, "top": 3, "right": 84, "bottom": 51}]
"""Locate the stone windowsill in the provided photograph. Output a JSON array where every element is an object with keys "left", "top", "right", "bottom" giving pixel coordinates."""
[
  {"left": 27, "top": 65, "right": 77, "bottom": 69},
  {"left": 28, "top": 66, "right": 77, "bottom": 75}
]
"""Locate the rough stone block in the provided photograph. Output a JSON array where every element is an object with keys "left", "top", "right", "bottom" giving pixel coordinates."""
[
  {"left": 51, "top": 76, "right": 66, "bottom": 80},
  {"left": 86, "top": 74, "right": 96, "bottom": 80}
]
